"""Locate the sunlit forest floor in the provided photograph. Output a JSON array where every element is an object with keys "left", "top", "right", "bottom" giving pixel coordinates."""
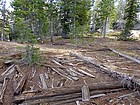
[{"left": 0, "top": 36, "right": 140, "bottom": 105}]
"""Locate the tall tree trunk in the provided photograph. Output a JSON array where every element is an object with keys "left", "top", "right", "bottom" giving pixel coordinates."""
[
  {"left": 1, "top": 19, "right": 5, "bottom": 41},
  {"left": 50, "top": 0, "right": 53, "bottom": 43},
  {"left": 102, "top": 17, "right": 109, "bottom": 38},
  {"left": 90, "top": 0, "right": 95, "bottom": 33},
  {"left": 1, "top": 1, "right": 6, "bottom": 41},
  {"left": 74, "top": 1, "right": 77, "bottom": 44}
]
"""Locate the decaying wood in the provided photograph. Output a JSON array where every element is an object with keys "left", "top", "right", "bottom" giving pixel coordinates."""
[
  {"left": 82, "top": 85, "right": 90, "bottom": 101},
  {"left": 15, "top": 65, "right": 24, "bottom": 76},
  {"left": 57, "top": 79, "right": 67, "bottom": 87},
  {"left": 110, "top": 91, "right": 140, "bottom": 104},
  {"left": 0, "top": 77, "right": 8, "bottom": 103},
  {"left": 118, "top": 91, "right": 140, "bottom": 100},
  {"left": 1, "top": 64, "right": 15, "bottom": 77},
  {"left": 39, "top": 74, "right": 48, "bottom": 89},
  {"left": 52, "top": 60, "right": 82, "bottom": 79},
  {"left": 22, "top": 90, "right": 41, "bottom": 95},
  {"left": 51, "top": 67, "right": 79, "bottom": 81},
  {"left": 1, "top": 65, "right": 24, "bottom": 83},
  {"left": 109, "top": 48, "right": 140, "bottom": 64},
  {"left": 30, "top": 67, "right": 36, "bottom": 79},
  {"left": 77, "top": 68, "right": 95, "bottom": 78},
  {"left": 16, "top": 88, "right": 125, "bottom": 105},
  {"left": 15, "top": 75, "right": 27, "bottom": 95},
  {"left": 69, "top": 68, "right": 85, "bottom": 77},
  {"left": 70, "top": 52, "right": 140, "bottom": 90},
  {"left": 52, "top": 59, "right": 63, "bottom": 67},
  {"left": 50, "top": 94, "right": 105, "bottom": 105},
  {"left": 3, "top": 75, "right": 14, "bottom": 105},
  {"left": 14, "top": 82, "right": 124, "bottom": 104}
]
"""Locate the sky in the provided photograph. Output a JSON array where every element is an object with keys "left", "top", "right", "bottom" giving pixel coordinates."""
[{"left": 5, "top": 0, "right": 14, "bottom": 11}]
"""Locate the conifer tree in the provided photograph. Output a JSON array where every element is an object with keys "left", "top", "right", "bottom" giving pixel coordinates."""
[{"left": 119, "top": 0, "right": 137, "bottom": 40}]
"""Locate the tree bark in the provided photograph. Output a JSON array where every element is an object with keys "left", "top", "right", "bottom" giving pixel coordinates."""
[
  {"left": 50, "top": 0, "right": 53, "bottom": 43},
  {"left": 109, "top": 48, "right": 140, "bottom": 64},
  {"left": 102, "top": 17, "right": 109, "bottom": 38},
  {"left": 14, "top": 82, "right": 123, "bottom": 104},
  {"left": 1, "top": 1, "right": 6, "bottom": 41}
]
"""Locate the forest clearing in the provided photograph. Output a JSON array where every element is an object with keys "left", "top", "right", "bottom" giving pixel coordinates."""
[
  {"left": 1, "top": 0, "right": 140, "bottom": 105},
  {"left": 0, "top": 37, "right": 140, "bottom": 105}
]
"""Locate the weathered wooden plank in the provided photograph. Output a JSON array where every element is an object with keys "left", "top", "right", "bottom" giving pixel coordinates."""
[
  {"left": 14, "top": 82, "right": 123, "bottom": 104},
  {"left": 109, "top": 48, "right": 140, "bottom": 64},
  {"left": 39, "top": 74, "right": 47, "bottom": 89}
]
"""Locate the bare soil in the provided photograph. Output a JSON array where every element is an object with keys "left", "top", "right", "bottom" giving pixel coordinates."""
[{"left": 0, "top": 37, "right": 140, "bottom": 105}]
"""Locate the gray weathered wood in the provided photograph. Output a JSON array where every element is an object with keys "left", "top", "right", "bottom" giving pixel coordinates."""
[
  {"left": 70, "top": 52, "right": 140, "bottom": 89},
  {"left": 1, "top": 64, "right": 15, "bottom": 76},
  {"left": 51, "top": 68, "right": 79, "bottom": 81},
  {"left": 109, "top": 48, "right": 140, "bottom": 64},
  {"left": 15, "top": 75, "right": 27, "bottom": 95},
  {"left": 39, "top": 74, "right": 47, "bottom": 89},
  {"left": 16, "top": 88, "right": 124, "bottom": 105},
  {"left": 0, "top": 77, "right": 8, "bottom": 103},
  {"left": 14, "top": 82, "right": 124, "bottom": 104},
  {"left": 82, "top": 85, "right": 90, "bottom": 101},
  {"left": 77, "top": 68, "right": 95, "bottom": 78}
]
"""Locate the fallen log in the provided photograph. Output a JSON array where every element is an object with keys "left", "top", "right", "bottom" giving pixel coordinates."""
[
  {"left": 14, "top": 75, "right": 27, "bottom": 95},
  {"left": 14, "top": 82, "right": 124, "bottom": 104},
  {"left": 1, "top": 65, "right": 24, "bottom": 83},
  {"left": 109, "top": 48, "right": 140, "bottom": 64},
  {"left": 0, "top": 77, "right": 8, "bottom": 103},
  {"left": 69, "top": 68, "right": 85, "bottom": 77},
  {"left": 52, "top": 59, "right": 64, "bottom": 67},
  {"left": 70, "top": 52, "right": 140, "bottom": 90},
  {"left": 50, "top": 94, "right": 105, "bottom": 105},
  {"left": 15, "top": 88, "right": 125, "bottom": 105},
  {"left": 1, "top": 64, "right": 15, "bottom": 77},
  {"left": 51, "top": 68, "right": 79, "bottom": 81},
  {"left": 77, "top": 68, "right": 95, "bottom": 78},
  {"left": 2, "top": 76, "right": 14, "bottom": 105}
]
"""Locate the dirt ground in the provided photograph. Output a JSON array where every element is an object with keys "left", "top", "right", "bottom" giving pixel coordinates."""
[{"left": 0, "top": 37, "right": 140, "bottom": 105}]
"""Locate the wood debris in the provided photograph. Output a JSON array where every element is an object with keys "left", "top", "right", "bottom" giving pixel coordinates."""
[
  {"left": 70, "top": 52, "right": 140, "bottom": 90},
  {"left": 14, "top": 82, "right": 124, "bottom": 104},
  {"left": 109, "top": 48, "right": 140, "bottom": 64},
  {"left": 0, "top": 49, "right": 140, "bottom": 105},
  {"left": 39, "top": 74, "right": 48, "bottom": 89},
  {"left": 0, "top": 77, "right": 8, "bottom": 103}
]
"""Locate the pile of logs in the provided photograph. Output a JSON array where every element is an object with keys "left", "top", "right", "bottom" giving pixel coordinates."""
[
  {"left": 14, "top": 82, "right": 125, "bottom": 104},
  {"left": 70, "top": 52, "right": 140, "bottom": 90},
  {"left": 0, "top": 64, "right": 27, "bottom": 104},
  {"left": 0, "top": 63, "right": 127, "bottom": 105},
  {"left": 0, "top": 49, "right": 140, "bottom": 105}
]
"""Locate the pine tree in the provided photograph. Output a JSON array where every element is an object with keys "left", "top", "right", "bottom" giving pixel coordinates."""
[
  {"left": 97, "top": 0, "right": 115, "bottom": 38},
  {"left": 119, "top": 0, "right": 137, "bottom": 40},
  {"left": 59, "top": 0, "right": 91, "bottom": 39}
]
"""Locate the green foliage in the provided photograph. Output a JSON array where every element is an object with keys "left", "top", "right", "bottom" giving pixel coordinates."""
[
  {"left": 96, "top": 0, "right": 115, "bottom": 26},
  {"left": 0, "top": 0, "right": 12, "bottom": 41},
  {"left": 59, "top": 0, "right": 91, "bottom": 38},
  {"left": 23, "top": 45, "right": 39, "bottom": 66},
  {"left": 11, "top": 0, "right": 50, "bottom": 42},
  {"left": 119, "top": 0, "right": 137, "bottom": 40},
  {"left": 13, "top": 17, "right": 36, "bottom": 43}
]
